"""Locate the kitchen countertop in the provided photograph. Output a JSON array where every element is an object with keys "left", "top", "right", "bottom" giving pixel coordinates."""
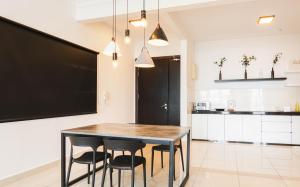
[{"left": 192, "top": 110, "right": 300, "bottom": 116}]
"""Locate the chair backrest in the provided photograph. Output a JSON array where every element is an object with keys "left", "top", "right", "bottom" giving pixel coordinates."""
[
  {"left": 69, "top": 136, "right": 103, "bottom": 151},
  {"left": 103, "top": 139, "right": 145, "bottom": 154}
]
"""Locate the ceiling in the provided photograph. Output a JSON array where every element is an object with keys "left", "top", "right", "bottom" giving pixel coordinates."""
[
  {"left": 169, "top": 0, "right": 300, "bottom": 41},
  {"left": 97, "top": 0, "right": 300, "bottom": 42}
]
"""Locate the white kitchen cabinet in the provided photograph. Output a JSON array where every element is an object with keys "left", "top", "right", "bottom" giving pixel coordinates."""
[
  {"left": 207, "top": 114, "right": 224, "bottom": 141},
  {"left": 261, "top": 115, "right": 292, "bottom": 144},
  {"left": 242, "top": 115, "right": 262, "bottom": 143},
  {"left": 262, "top": 132, "right": 291, "bottom": 144},
  {"left": 225, "top": 115, "right": 243, "bottom": 141},
  {"left": 191, "top": 114, "right": 208, "bottom": 140},
  {"left": 292, "top": 116, "right": 300, "bottom": 144}
]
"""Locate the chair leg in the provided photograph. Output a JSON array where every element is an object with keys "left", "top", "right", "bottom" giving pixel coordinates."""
[
  {"left": 141, "top": 149, "right": 144, "bottom": 157},
  {"left": 109, "top": 167, "right": 113, "bottom": 187},
  {"left": 143, "top": 162, "right": 147, "bottom": 187},
  {"left": 118, "top": 169, "right": 121, "bottom": 187},
  {"left": 101, "top": 161, "right": 107, "bottom": 187},
  {"left": 131, "top": 168, "right": 135, "bottom": 187},
  {"left": 151, "top": 149, "right": 154, "bottom": 177},
  {"left": 66, "top": 159, "right": 73, "bottom": 187},
  {"left": 161, "top": 151, "right": 164, "bottom": 168},
  {"left": 122, "top": 151, "right": 125, "bottom": 155},
  {"left": 179, "top": 145, "right": 185, "bottom": 171},
  {"left": 87, "top": 164, "right": 90, "bottom": 184},
  {"left": 92, "top": 162, "right": 96, "bottom": 187},
  {"left": 173, "top": 158, "right": 176, "bottom": 181}
]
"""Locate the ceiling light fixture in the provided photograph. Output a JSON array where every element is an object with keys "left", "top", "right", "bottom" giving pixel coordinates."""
[
  {"left": 257, "top": 15, "right": 275, "bottom": 25},
  {"left": 148, "top": 0, "right": 168, "bottom": 46},
  {"left": 103, "top": 0, "right": 121, "bottom": 59},
  {"left": 135, "top": 28, "right": 155, "bottom": 68},
  {"left": 110, "top": 0, "right": 119, "bottom": 68},
  {"left": 129, "top": 0, "right": 147, "bottom": 27},
  {"left": 124, "top": 0, "right": 130, "bottom": 44}
]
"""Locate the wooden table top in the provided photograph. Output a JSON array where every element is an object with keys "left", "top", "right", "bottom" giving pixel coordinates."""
[{"left": 62, "top": 123, "right": 190, "bottom": 142}]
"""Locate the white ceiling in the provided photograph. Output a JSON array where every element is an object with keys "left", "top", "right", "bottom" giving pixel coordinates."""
[
  {"left": 169, "top": 0, "right": 300, "bottom": 41},
  {"left": 89, "top": 0, "right": 300, "bottom": 42}
]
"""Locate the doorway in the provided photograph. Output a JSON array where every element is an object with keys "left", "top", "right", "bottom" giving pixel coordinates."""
[{"left": 136, "top": 55, "right": 180, "bottom": 126}]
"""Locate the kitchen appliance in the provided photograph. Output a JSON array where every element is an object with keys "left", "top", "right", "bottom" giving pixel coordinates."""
[{"left": 195, "top": 102, "right": 211, "bottom": 111}]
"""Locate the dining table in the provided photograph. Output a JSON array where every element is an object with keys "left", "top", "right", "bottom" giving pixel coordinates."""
[{"left": 61, "top": 123, "right": 190, "bottom": 187}]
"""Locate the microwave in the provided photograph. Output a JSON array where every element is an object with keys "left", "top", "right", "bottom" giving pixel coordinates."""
[{"left": 195, "top": 102, "right": 211, "bottom": 111}]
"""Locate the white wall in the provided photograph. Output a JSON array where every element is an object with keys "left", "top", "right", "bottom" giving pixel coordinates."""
[
  {"left": 0, "top": 0, "right": 134, "bottom": 180},
  {"left": 193, "top": 34, "right": 300, "bottom": 111}
]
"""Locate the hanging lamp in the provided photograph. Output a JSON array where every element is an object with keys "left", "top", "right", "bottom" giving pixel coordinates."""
[
  {"left": 129, "top": 0, "right": 147, "bottom": 27},
  {"left": 103, "top": 0, "right": 121, "bottom": 59},
  {"left": 148, "top": 0, "right": 168, "bottom": 46},
  {"left": 124, "top": 0, "right": 130, "bottom": 44},
  {"left": 135, "top": 28, "right": 155, "bottom": 68}
]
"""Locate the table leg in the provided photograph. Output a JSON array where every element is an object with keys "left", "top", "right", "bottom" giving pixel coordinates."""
[
  {"left": 168, "top": 141, "right": 175, "bottom": 187},
  {"left": 186, "top": 130, "right": 190, "bottom": 178},
  {"left": 61, "top": 133, "right": 66, "bottom": 187},
  {"left": 179, "top": 130, "right": 190, "bottom": 187}
]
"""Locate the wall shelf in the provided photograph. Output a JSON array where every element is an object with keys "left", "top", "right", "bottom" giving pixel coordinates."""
[{"left": 214, "top": 77, "right": 287, "bottom": 83}]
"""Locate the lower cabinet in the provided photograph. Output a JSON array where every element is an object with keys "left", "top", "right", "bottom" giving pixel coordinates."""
[
  {"left": 192, "top": 114, "right": 298, "bottom": 145},
  {"left": 207, "top": 114, "right": 224, "bottom": 141},
  {"left": 225, "top": 115, "right": 243, "bottom": 141},
  {"left": 191, "top": 114, "right": 208, "bottom": 139},
  {"left": 242, "top": 115, "right": 262, "bottom": 143},
  {"left": 292, "top": 116, "right": 300, "bottom": 145}
]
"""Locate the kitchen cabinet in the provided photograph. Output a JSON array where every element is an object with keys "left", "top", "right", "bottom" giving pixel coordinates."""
[
  {"left": 292, "top": 116, "right": 300, "bottom": 144},
  {"left": 225, "top": 115, "right": 243, "bottom": 141},
  {"left": 242, "top": 115, "right": 261, "bottom": 143},
  {"left": 191, "top": 113, "right": 296, "bottom": 145},
  {"left": 207, "top": 114, "right": 224, "bottom": 141},
  {"left": 191, "top": 114, "right": 208, "bottom": 139},
  {"left": 261, "top": 115, "right": 292, "bottom": 144}
]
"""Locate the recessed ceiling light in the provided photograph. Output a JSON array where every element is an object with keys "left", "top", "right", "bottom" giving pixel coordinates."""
[{"left": 257, "top": 15, "right": 275, "bottom": 24}]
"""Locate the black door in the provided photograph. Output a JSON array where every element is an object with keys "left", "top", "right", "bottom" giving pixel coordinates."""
[{"left": 136, "top": 56, "right": 180, "bottom": 126}]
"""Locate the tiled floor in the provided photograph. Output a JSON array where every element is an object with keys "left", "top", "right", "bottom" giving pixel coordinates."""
[{"left": 2, "top": 141, "right": 300, "bottom": 187}]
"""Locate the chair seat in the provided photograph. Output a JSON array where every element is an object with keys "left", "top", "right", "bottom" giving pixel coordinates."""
[
  {"left": 152, "top": 145, "right": 179, "bottom": 152},
  {"left": 74, "top": 151, "right": 111, "bottom": 164},
  {"left": 110, "top": 155, "right": 146, "bottom": 170}
]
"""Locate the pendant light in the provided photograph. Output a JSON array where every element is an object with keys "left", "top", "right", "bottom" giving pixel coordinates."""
[
  {"left": 129, "top": 0, "right": 147, "bottom": 27},
  {"left": 124, "top": 0, "right": 130, "bottom": 44},
  {"left": 148, "top": 0, "right": 168, "bottom": 46},
  {"left": 103, "top": 0, "right": 121, "bottom": 60},
  {"left": 135, "top": 28, "right": 155, "bottom": 68}
]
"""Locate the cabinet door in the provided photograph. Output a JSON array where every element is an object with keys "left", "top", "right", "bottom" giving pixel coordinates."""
[
  {"left": 292, "top": 116, "right": 300, "bottom": 145},
  {"left": 243, "top": 115, "right": 262, "bottom": 143},
  {"left": 192, "top": 114, "right": 208, "bottom": 140},
  {"left": 207, "top": 114, "right": 224, "bottom": 141},
  {"left": 225, "top": 115, "right": 243, "bottom": 141}
]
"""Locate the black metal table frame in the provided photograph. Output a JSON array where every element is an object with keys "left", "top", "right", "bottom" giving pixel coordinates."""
[{"left": 61, "top": 130, "right": 190, "bottom": 187}]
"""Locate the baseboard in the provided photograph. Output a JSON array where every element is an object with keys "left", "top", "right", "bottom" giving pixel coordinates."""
[{"left": 0, "top": 159, "right": 60, "bottom": 186}]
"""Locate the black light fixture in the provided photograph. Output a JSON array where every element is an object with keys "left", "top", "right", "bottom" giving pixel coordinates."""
[
  {"left": 112, "top": 0, "right": 118, "bottom": 67},
  {"left": 148, "top": 0, "right": 168, "bottom": 46},
  {"left": 103, "top": 0, "right": 121, "bottom": 62},
  {"left": 124, "top": 0, "right": 130, "bottom": 44},
  {"left": 129, "top": 0, "right": 147, "bottom": 27}
]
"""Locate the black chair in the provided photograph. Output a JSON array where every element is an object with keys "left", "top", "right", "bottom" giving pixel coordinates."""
[
  {"left": 101, "top": 139, "right": 147, "bottom": 187},
  {"left": 151, "top": 139, "right": 184, "bottom": 180},
  {"left": 66, "top": 136, "right": 111, "bottom": 187}
]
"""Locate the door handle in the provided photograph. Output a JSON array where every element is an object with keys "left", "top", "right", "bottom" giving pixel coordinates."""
[{"left": 160, "top": 103, "right": 168, "bottom": 110}]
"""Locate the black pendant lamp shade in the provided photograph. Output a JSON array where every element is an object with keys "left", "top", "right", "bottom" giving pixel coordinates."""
[
  {"left": 148, "top": 0, "right": 168, "bottom": 46},
  {"left": 148, "top": 23, "right": 168, "bottom": 46}
]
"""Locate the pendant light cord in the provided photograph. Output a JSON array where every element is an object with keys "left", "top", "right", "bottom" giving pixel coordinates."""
[
  {"left": 143, "top": 0, "right": 145, "bottom": 10},
  {"left": 158, "top": 0, "right": 160, "bottom": 23},
  {"left": 114, "top": 0, "right": 117, "bottom": 53},
  {"left": 126, "top": 0, "right": 129, "bottom": 29}
]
